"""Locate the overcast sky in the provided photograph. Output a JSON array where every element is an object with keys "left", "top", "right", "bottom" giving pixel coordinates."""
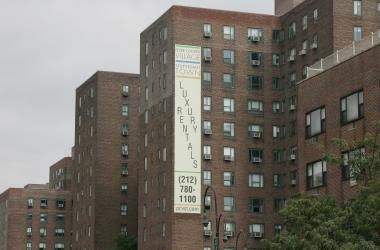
[{"left": 0, "top": 0, "right": 274, "bottom": 193}]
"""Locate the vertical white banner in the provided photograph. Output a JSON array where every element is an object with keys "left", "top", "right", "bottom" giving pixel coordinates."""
[{"left": 174, "top": 44, "right": 201, "bottom": 214}]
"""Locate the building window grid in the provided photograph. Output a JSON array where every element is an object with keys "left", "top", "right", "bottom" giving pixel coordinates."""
[
  {"left": 306, "top": 107, "right": 326, "bottom": 138},
  {"left": 223, "top": 74, "right": 234, "bottom": 88},
  {"left": 223, "top": 25, "right": 235, "bottom": 40},
  {"left": 224, "top": 122, "right": 235, "bottom": 137},
  {"left": 341, "top": 90, "right": 364, "bottom": 125},
  {"left": 223, "top": 98, "right": 235, "bottom": 112},
  {"left": 249, "top": 174, "right": 264, "bottom": 188},
  {"left": 223, "top": 172, "right": 235, "bottom": 186},
  {"left": 353, "top": 0, "right": 362, "bottom": 16},
  {"left": 223, "top": 50, "right": 235, "bottom": 64}
]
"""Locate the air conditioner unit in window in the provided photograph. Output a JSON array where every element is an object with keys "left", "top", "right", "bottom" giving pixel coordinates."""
[
  {"left": 204, "top": 56, "right": 212, "bottom": 62},
  {"left": 311, "top": 43, "right": 318, "bottom": 49},
  {"left": 203, "top": 230, "right": 212, "bottom": 237},
  {"left": 289, "top": 104, "right": 296, "bottom": 111},
  {"left": 248, "top": 36, "right": 260, "bottom": 42},
  {"left": 252, "top": 157, "right": 262, "bottom": 163},
  {"left": 122, "top": 151, "right": 128, "bottom": 157},
  {"left": 288, "top": 56, "right": 295, "bottom": 62},
  {"left": 203, "top": 32, "right": 212, "bottom": 38},
  {"left": 290, "top": 154, "right": 296, "bottom": 161},
  {"left": 204, "top": 129, "right": 212, "bottom": 135},
  {"left": 57, "top": 203, "right": 64, "bottom": 208},
  {"left": 224, "top": 231, "right": 234, "bottom": 237},
  {"left": 299, "top": 49, "right": 307, "bottom": 56},
  {"left": 251, "top": 60, "right": 261, "bottom": 66},
  {"left": 122, "top": 130, "right": 128, "bottom": 136},
  {"left": 121, "top": 170, "right": 128, "bottom": 176},
  {"left": 224, "top": 155, "right": 233, "bottom": 161},
  {"left": 204, "top": 154, "right": 212, "bottom": 160},
  {"left": 122, "top": 91, "right": 128, "bottom": 97},
  {"left": 252, "top": 232, "right": 263, "bottom": 238},
  {"left": 291, "top": 179, "right": 297, "bottom": 186},
  {"left": 252, "top": 131, "right": 262, "bottom": 138}
]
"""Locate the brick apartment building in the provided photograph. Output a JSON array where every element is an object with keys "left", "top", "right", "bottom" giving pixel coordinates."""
[
  {"left": 138, "top": 0, "right": 380, "bottom": 249},
  {"left": 0, "top": 184, "right": 72, "bottom": 250},
  {"left": 0, "top": 1, "right": 379, "bottom": 250},
  {"left": 49, "top": 157, "right": 73, "bottom": 191},
  {"left": 70, "top": 71, "right": 140, "bottom": 250}
]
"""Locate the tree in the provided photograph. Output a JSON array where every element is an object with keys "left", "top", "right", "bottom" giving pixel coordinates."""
[
  {"left": 114, "top": 235, "right": 137, "bottom": 250},
  {"left": 264, "top": 121, "right": 380, "bottom": 250}
]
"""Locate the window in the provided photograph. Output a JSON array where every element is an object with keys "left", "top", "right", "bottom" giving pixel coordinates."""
[
  {"left": 122, "top": 104, "right": 128, "bottom": 116},
  {"left": 307, "top": 160, "right": 327, "bottom": 188},
  {"left": 224, "top": 197, "right": 235, "bottom": 211},
  {"left": 224, "top": 222, "right": 236, "bottom": 236},
  {"left": 40, "top": 227, "right": 47, "bottom": 237},
  {"left": 353, "top": 26, "right": 363, "bottom": 41},
  {"left": 302, "top": 65, "right": 308, "bottom": 79},
  {"left": 224, "top": 172, "right": 234, "bottom": 186},
  {"left": 56, "top": 199, "right": 65, "bottom": 209},
  {"left": 121, "top": 124, "right": 128, "bottom": 136},
  {"left": 26, "top": 226, "right": 32, "bottom": 236},
  {"left": 289, "top": 48, "right": 296, "bottom": 61},
  {"left": 205, "top": 195, "right": 211, "bottom": 209},
  {"left": 249, "top": 52, "right": 263, "bottom": 66},
  {"left": 122, "top": 144, "right": 128, "bottom": 156},
  {"left": 302, "top": 40, "right": 308, "bottom": 52},
  {"left": 249, "top": 149, "right": 263, "bottom": 163},
  {"left": 248, "top": 198, "right": 264, "bottom": 213},
  {"left": 163, "top": 50, "right": 167, "bottom": 64},
  {"left": 27, "top": 213, "right": 32, "bottom": 220},
  {"left": 274, "top": 199, "right": 286, "bottom": 213},
  {"left": 341, "top": 90, "right": 364, "bottom": 124},
  {"left": 55, "top": 228, "right": 65, "bottom": 237},
  {"left": 27, "top": 198, "right": 33, "bottom": 208},
  {"left": 223, "top": 74, "right": 234, "bottom": 88},
  {"left": 121, "top": 203, "right": 128, "bottom": 216},
  {"left": 272, "top": 101, "right": 284, "bottom": 113},
  {"left": 272, "top": 77, "right": 281, "bottom": 90},
  {"left": 39, "top": 243, "right": 46, "bottom": 250},
  {"left": 313, "top": 9, "right": 318, "bottom": 23},
  {"left": 306, "top": 107, "right": 326, "bottom": 138},
  {"left": 223, "top": 98, "right": 235, "bottom": 112},
  {"left": 342, "top": 147, "right": 365, "bottom": 181},
  {"left": 223, "top": 147, "right": 235, "bottom": 161},
  {"left": 248, "top": 100, "right": 263, "bottom": 114},
  {"left": 203, "top": 47, "right": 212, "bottom": 62},
  {"left": 273, "top": 149, "right": 286, "bottom": 162},
  {"left": 203, "top": 171, "right": 212, "bottom": 185},
  {"left": 203, "top": 72, "right": 212, "bottom": 86},
  {"left": 40, "top": 213, "right": 47, "bottom": 222},
  {"left": 203, "top": 120, "right": 212, "bottom": 133},
  {"left": 40, "top": 199, "right": 48, "bottom": 208},
  {"left": 162, "top": 223, "right": 166, "bottom": 237},
  {"left": 353, "top": 0, "right": 362, "bottom": 16},
  {"left": 54, "top": 243, "right": 64, "bottom": 250},
  {"left": 203, "top": 23, "right": 212, "bottom": 37},
  {"left": 145, "top": 41, "right": 149, "bottom": 55},
  {"left": 121, "top": 183, "right": 128, "bottom": 193},
  {"left": 289, "top": 121, "right": 296, "bottom": 136},
  {"left": 289, "top": 72, "right": 296, "bottom": 87},
  {"left": 249, "top": 224, "right": 265, "bottom": 238},
  {"left": 224, "top": 122, "right": 235, "bottom": 137},
  {"left": 145, "top": 64, "right": 149, "bottom": 78},
  {"left": 163, "top": 147, "right": 167, "bottom": 162},
  {"left": 121, "top": 163, "right": 128, "bottom": 176},
  {"left": 272, "top": 30, "right": 283, "bottom": 42},
  {"left": 26, "top": 242, "right": 32, "bottom": 250},
  {"left": 273, "top": 125, "right": 286, "bottom": 138},
  {"left": 272, "top": 54, "right": 280, "bottom": 66},
  {"left": 203, "top": 145, "right": 211, "bottom": 159},
  {"left": 302, "top": 15, "right": 308, "bottom": 30},
  {"left": 223, "top": 50, "right": 235, "bottom": 64},
  {"left": 223, "top": 25, "right": 235, "bottom": 40},
  {"left": 203, "top": 96, "right": 211, "bottom": 111},
  {"left": 378, "top": 2, "right": 380, "bottom": 11},
  {"left": 56, "top": 214, "right": 64, "bottom": 222},
  {"left": 273, "top": 174, "right": 286, "bottom": 187},
  {"left": 288, "top": 22, "right": 296, "bottom": 39},
  {"left": 248, "top": 28, "right": 263, "bottom": 41},
  {"left": 274, "top": 224, "right": 283, "bottom": 236},
  {"left": 248, "top": 76, "right": 263, "bottom": 90},
  {"left": 249, "top": 174, "right": 264, "bottom": 187},
  {"left": 248, "top": 124, "right": 263, "bottom": 138}
]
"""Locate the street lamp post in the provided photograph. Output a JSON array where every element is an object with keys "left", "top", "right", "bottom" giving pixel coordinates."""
[
  {"left": 202, "top": 186, "right": 223, "bottom": 250},
  {"left": 235, "top": 229, "right": 243, "bottom": 250}
]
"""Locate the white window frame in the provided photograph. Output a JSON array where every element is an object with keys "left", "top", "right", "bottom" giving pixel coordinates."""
[{"left": 249, "top": 174, "right": 264, "bottom": 187}]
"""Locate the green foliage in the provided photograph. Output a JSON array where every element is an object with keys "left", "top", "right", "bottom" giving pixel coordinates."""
[{"left": 114, "top": 235, "right": 137, "bottom": 250}]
